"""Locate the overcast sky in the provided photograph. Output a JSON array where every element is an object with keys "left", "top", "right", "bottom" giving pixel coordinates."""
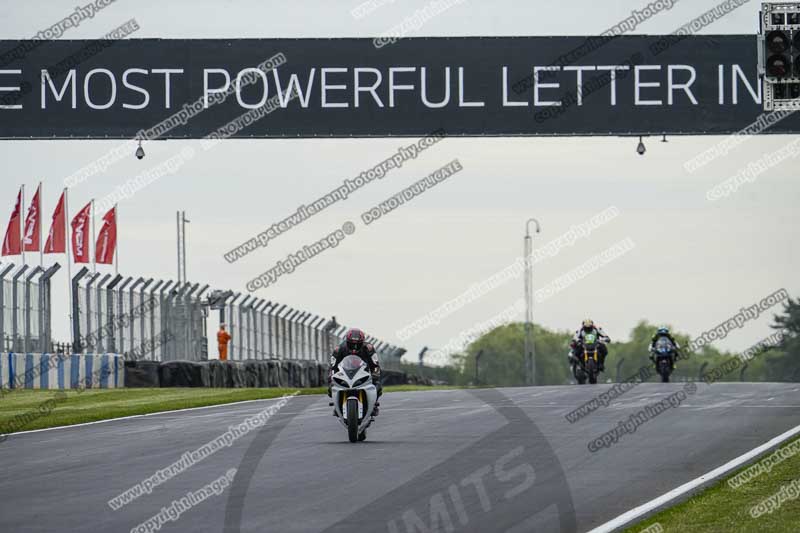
[{"left": 1, "top": 0, "right": 797, "bottom": 364}]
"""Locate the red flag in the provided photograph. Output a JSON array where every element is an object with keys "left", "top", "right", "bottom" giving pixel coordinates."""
[
  {"left": 95, "top": 207, "right": 117, "bottom": 265},
  {"left": 2, "top": 187, "right": 22, "bottom": 256},
  {"left": 71, "top": 202, "right": 92, "bottom": 263},
  {"left": 44, "top": 190, "right": 66, "bottom": 254},
  {"left": 23, "top": 184, "right": 41, "bottom": 252}
]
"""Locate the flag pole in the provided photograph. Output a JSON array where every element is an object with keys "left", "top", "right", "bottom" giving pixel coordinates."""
[
  {"left": 20, "top": 184, "right": 25, "bottom": 266},
  {"left": 38, "top": 182, "right": 43, "bottom": 267},
  {"left": 91, "top": 199, "right": 96, "bottom": 274},
  {"left": 65, "top": 188, "right": 73, "bottom": 348},
  {"left": 115, "top": 203, "right": 119, "bottom": 276}
]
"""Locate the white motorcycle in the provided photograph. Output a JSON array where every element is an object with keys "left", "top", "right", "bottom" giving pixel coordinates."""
[{"left": 330, "top": 355, "right": 378, "bottom": 443}]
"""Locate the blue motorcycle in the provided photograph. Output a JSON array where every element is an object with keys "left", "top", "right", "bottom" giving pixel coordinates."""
[{"left": 652, "top": 337, "right": 676, "bottom": 383}]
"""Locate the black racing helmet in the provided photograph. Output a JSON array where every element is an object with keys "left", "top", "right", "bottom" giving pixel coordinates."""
[{"left": 345, "top": 328, "right": 366, "bottom": 352}]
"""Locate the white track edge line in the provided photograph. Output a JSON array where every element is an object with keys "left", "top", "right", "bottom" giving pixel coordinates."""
[
  {"left": 1, "top": 394, "right": 306, "bottom": 439},
  {"left": 587, "top": 422, "right": 800, "bottom": 533},
  {"left": 1, "top": 387, "right": 461, "bottom": 439}
]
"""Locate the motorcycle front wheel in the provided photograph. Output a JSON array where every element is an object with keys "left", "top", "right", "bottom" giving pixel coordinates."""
[
  {"left": 347, "top": 398, "right": 359, "bottom": 443},
  {"left": 573, "top": 364, "right": 586, "bottom": 385},
  {"left": 586, "top": 360, "right": 598, "bottom": 384},
  {"left": 659, "top": 363, "right": 671, "bottom": 383}
]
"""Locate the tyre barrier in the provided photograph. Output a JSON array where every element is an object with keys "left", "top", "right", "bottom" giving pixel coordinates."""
[
  {"left": 0, "top": 356, "right": 431, "bottom": 390},
  {"left": 381, "top": 370, "right": 408, "bottom": 386},
  {"left": 124, "top": 360, "right": 160, "bottom": 388},
  {"left": 225, "top": 361, "right": 247, "bottom": 388},
  {"left": 123, "top": 360, "right": 432, "bottom": 388},
  {"left": 207, "top": 360, "right": 227, "bottom": 388},
  {"left": 284, "top": 361, "right": 303, "bottom": 388},
  {"left": 244, "top": 360, "right": 261, "bottom": 388},
  {"left": 406, "top": 374, "right": 433, "bottom": 386},
  {"left": 318, "top": 363, "right": 329, "bottom": 388},
  {"left": 256, "top": 361, "right": 270, "bottom": 387},
  {"left": 279, "top": 361, "right": 290, "bottom": 387},
  {"left": 306, "top": 361, "right": 320, "bottom": 387},
  {"left": 266, "top": 360, "right": 283, "bottom": 387},
  {"left": 0, "top": 353, "right": 126, "bottom": 390},
  {"left": 158, "top": 361, "right": 210, "bottom": 388},
  {"left": 123, "top": 360, "right": 322, "bottom": 389}
]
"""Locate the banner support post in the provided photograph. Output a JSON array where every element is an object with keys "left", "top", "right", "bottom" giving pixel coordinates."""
[
  {"left": 20, "top": 184, "right": 25, "bottom": 267},
  {"left": 91, "top": 199, "right": 96, "bottom": 274},
  {"left": 115, "top": 203, "right": 119, "bottom": 276},
  {"left": 39, "top": 181, "right": 43, "bottom": 267},
  {"left": 65, "top": 188, "right": 73, "bottom": 348}
]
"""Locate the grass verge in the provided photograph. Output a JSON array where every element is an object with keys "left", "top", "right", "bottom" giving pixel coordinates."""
[
  {"left": 624, "top": 435, "right": 800, "bottom": 533},
  {"left": 0, "top": 385, "right": 462, "bottom": 434}
]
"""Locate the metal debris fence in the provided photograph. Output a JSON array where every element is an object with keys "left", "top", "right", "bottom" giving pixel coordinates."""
[
  {"left": 71, "top": 267, "right": 210, "bottom": 362},
  {"left": 69, "top": 269, "right": 406, "bottom": 364},
  {"left": 218, "top": 293, "right": 406, "bottom": 367},
  {"left": 0, "top": 261, "right": 406, "bottom": 366},
  {"left": 0, "top": 262, "right": 60, "bottom": 354}
]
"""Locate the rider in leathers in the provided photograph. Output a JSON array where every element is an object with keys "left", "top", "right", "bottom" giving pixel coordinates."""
[
  {"left": 649, "top": 326, "right": 681, "bottom": 368},
  {"left": 569, "top": 319, "right": 611, "bottom": 372},
  {"left": 329, "top": 328, "right": 382, "bottom": 414}
]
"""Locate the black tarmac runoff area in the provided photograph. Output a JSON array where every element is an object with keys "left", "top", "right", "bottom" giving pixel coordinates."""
[{"left": 1, "top": 383, "right": 799, "bottom": 533}]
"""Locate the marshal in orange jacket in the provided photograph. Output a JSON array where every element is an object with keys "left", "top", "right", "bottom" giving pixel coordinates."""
[{"left": 217, "top": 327, "right": 231, "bottom": 361}]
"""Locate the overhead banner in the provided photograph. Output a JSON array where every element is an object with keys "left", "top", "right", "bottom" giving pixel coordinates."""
[{"left": 1, "top": 36, "right": 798, "bottom": 138}]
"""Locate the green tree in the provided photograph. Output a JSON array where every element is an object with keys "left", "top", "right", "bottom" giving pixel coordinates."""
[
  {"left": 423, "top": 303, "right": 800, "bottom": 385},
  {"left": 765, "top": 297, "right": 800, "bottom": 381}
]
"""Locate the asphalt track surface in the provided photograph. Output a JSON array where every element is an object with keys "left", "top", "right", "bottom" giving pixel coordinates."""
[{"left": 1, "top": 383, "right": 799, "bottom": 533}]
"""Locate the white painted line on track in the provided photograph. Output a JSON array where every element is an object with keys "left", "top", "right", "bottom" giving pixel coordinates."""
[
  {"left": 685, "top": 404, "right": 800, "bottom": 408},
  {"left": 587, "top": 422, "right": 800, "bottom": 533},
  {"left": 0, "top": 394, "right": 301, "bottom": 440},
  {"left": 1, "top": 391, "right": 494, "bottom": 440}
]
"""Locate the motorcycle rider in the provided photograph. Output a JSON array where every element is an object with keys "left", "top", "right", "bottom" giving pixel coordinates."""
[
  {"left": 329, "top": 328, "right": 382, "bottom": 414},
  {"left": 568, "top": 319, "right": 611, "bottom": 371},
  {"left": 649, "top": 326, "right": 680, "bottom": 365}
]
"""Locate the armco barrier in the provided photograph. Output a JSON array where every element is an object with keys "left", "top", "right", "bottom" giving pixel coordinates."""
[{"left": 0, "top": 352, "right": 125, "bottom": 390}]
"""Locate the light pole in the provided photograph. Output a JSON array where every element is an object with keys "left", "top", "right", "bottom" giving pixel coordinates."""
[
  {"left": 524, "top": 218, "right": 541, "bottom": 386},
  {"left": 176, "top": 211, "right": 190, "bottom": 283}
]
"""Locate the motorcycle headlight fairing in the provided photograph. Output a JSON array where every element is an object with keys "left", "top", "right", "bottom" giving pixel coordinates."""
[{"left": 353, "top": 375, "right": 371, "bottom": 387}]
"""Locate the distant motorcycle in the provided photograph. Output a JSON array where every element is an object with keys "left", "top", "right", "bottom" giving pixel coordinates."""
[
  {"left": 573, "top": 332, "right": 602, "bottom": 385},
  {"left": 652, "top": 337, "right": 676, "bottom": 383},
  {"left": 330, "top": 355, "right": 378, "bottom": 443}
]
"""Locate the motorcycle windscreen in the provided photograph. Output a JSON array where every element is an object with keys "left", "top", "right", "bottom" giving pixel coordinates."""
[{"left": 341, "top": 355, "right": 366, "bottom": 379}]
